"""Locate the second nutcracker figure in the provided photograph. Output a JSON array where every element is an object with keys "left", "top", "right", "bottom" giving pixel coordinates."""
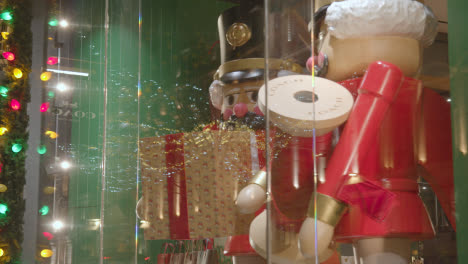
[{"left": 236, "top": 0, "right": 454, "bottom": 264}]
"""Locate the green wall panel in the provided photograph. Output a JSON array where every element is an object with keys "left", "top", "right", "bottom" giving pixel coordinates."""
[
  {"left": 68, "top": 0, "right": 105, "bottom": 262},
  {"left": 448, "top": 0, "right": 468, "bottom": 263},
  {"left": 68, "top": 0, "right": 231, "bottom": 262}
]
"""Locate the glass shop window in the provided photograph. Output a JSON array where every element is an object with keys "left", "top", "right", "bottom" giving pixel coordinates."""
[{"left": 5, "top": 0, "right": 458, "bottom": 263}]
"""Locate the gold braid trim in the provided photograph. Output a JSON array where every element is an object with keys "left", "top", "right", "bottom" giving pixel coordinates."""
[
  {"left": 249, "top": 170, "right": 267, "bottom": 191},
  {"left": 214, "top": 58, "right": 303, "bottom": 80},
  {"left": 307, "top": 193, "right": 347, "bottom": 226}
]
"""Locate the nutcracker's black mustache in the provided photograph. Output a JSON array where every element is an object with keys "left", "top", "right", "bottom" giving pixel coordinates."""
[{"left": 220, "top": 111, "right": 265, "bottom": 130}]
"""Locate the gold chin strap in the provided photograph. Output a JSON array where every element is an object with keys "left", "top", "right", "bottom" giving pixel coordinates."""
[
  {"left": 213, "top": 58, "right": 303, "bottom": 81},
  {"left": 249, "top": 170, "right": 267, "bottom": 191},
  {"left": 307, "top": 193, "right": 347, "bottom": 226}
]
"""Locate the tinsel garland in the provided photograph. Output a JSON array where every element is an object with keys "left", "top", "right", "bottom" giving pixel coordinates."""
[{"left": 0, "top": 0, "right": 32, "bottom": 263}]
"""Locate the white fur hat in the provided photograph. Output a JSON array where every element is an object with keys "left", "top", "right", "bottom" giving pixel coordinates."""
[{"left": 325, "top": 0, "right": 438, "bottom": 47}]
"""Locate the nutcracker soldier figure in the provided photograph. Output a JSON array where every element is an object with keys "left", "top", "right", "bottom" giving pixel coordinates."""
[
  {"left": 225, "top": 1, "right": 353, "bottom": 263},
  {"left": 211, "top": 1, "right": 308, "bottom": 263},
  {"left": 236, "top": 0, "right": 455, "bottom": 264}
]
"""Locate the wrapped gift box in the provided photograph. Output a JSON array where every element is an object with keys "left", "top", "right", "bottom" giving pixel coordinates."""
[{"left": 139, "top": 130, "right": 265, "bottom": 240}]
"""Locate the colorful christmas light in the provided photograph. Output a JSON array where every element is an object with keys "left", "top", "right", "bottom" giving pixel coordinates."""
[
  {"left": 42, "top": 232, "right": 54, "bottom": 240},
  {"left": 13, "top": 68, "right": 22, "bottom": 78},
  {"left": 0, "top": 11, "right": 12, "bottom": 21},
  {"left": 45, "top": 131, "right": 58, "bottom": 139},
  {"left": 40, "top": 71, "right": 51, "bottom": 81},
  {"left": 10, "top": 99, "right": 20, "bottom": 110},
  {"left": 1, "top": 31, "right": 9, "bottom": 40},
  {"left": 46, "top": 57, "right": 58, "bottom": 65},
  {"left": 48, "top": 19, "right": 58, "bottom": 27},
  {"left": 40, "top": 249, "right": 53, "bottom": 258},
  {"left": 0, "top": 127, "right": 7, "bottom": 135},
  {"left": 0, "top": 86, "right": 8, "bottom": 97},
  {"left": 2, "top": 52, "right": 14, "bottom": 61},
  {"left": 0, "top": 203, "right": 8, "bottom": 214},
  {"left": 12, "top": 143, "right": 22, "bottom": 153},
  {"left": 37, "top": 145, "right": 47, "bottom": 155},
  {"left": 0, "top": 184, "right": 6, "bottom": 192},
  {"left": 48, "top": 91, "right": 55, "bottom": 98},
  {"left": 40, "top": 102, "right": 50, "bottom": 112},
  {"left": 39, "top": 205, "right": 49, "bottom": 216}
]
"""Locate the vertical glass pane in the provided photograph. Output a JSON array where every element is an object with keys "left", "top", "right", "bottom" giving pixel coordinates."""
[
  {"left": 262, "top": 0, "right": 456, "bottom": 264},
  {"left": 263, "top": 0, "right": 318, "bottom": 262},
  {"left": 16, "top": 0, "right": 458, "bottom": 263},
  {"left": 44, "top": 0, "right": 106, "bottom": 263}
]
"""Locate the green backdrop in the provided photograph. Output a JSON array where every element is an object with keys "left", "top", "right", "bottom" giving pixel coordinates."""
[{"left": 68, "top": 0, "right": 231, "bottom": 262}]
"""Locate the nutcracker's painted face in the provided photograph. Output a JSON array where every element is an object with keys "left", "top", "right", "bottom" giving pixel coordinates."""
[
  {"left": 221, "top": 80, "right": 263, "bottom": 120},
  {"left": 310, "top": 0, "right": 437, "bottom": 81},
  {"left": 209, "top": 79, "right": 265, "bottom": 130}
]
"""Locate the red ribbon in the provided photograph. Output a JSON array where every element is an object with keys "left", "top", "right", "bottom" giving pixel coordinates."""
[{"left": 165, "top": 133, "right": 190, "bottom": 239}]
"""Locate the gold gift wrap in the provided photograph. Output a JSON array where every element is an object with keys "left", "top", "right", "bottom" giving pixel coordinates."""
[{"left": 139, "top": 130, "right": 264, "bottom": 240}]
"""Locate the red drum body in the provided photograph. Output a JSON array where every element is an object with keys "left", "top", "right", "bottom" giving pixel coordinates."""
[
  {"left": 334, "top": 75, "right": 434, "bottom": 241},
  {"left": 324, "top": 61, "right": 454, "bottom": 241}
]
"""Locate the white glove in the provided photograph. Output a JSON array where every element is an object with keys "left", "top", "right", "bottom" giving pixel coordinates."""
[
  {"left": 236, "top": 183, "right": 266, "bottom": 214},
  {"left": 298, "top": 217, "right": 335, "bottom": 259}
]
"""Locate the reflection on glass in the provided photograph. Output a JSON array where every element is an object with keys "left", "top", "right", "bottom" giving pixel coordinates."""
[{"left": 20, "top": 0, "right": 458, "bottom": 263}]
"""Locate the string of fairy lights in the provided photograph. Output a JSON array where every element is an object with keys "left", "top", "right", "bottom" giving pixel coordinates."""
[
  {"left": 32, "top": 13, "right": 73, "bottom": 264},
  {"left": 0, "top": 1, "right": 31, "bottom": 262},
  {"left": 0, "top": 0, "right": 70, "bottom": 262}
]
